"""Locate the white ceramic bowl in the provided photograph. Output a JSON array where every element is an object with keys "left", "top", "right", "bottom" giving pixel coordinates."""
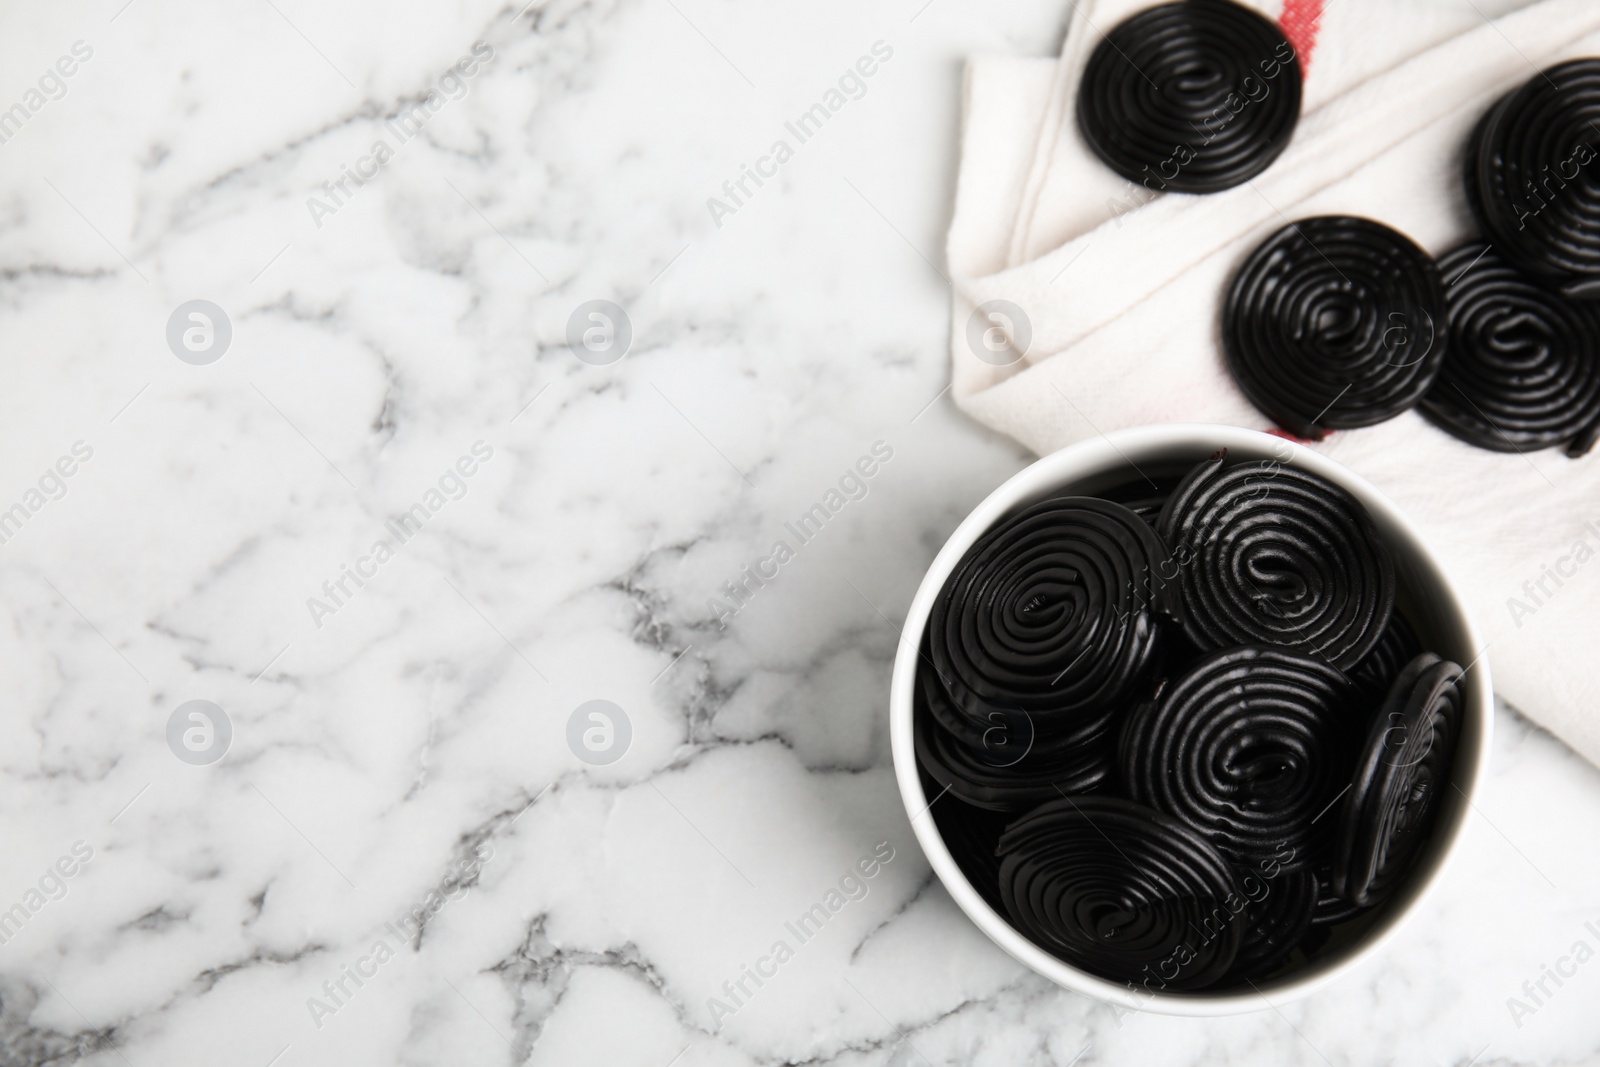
[{"left": 890, "top": 424, "right": 1493, "bottom": 1016}]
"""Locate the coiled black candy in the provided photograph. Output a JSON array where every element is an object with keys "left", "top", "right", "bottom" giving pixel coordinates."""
[
  {"left": 997, "top": 796, "right": 1244, "bottom": 989},
  {"left": 1350, "top": 611, "right": 1422, "bottom": 707},
  {"left": 1466, "top": 60, "right": 1600, "bottom": 299},
  {"left": 1077, "top": 0, "right": 1302, "bottom": 193},
  {"left": 1333, "top": 653, "right": 1464, "bottom": 907},
  {"left": 1224, "top": 216, "right": 1446, "bottom": 438},
  {"left": 928, "top": 496, "right": 1181, "bottom": 730},
  {"left": 925, "top": 782, "right": 1010, "bottom": 914},
  {"left": 1420, "top": 242, "right": 1600, "bottom": 457},
  {"left": 1308, "top": 865, "right": 1369, "bottom": 928},
  {"left": 1226, "top": 867, "right": 1318, "bottom": 981},
  {"left": 1101, "top": 473, "right": 1186, "bottom": 528},
  {"left": 1156, "top": 453, "right": 1396, "bottom": 671},
  {"left": 915, "top": 682, "right": 1115, "bottom": 811},
  {"left": 1119, "top": 646, "right": 1362, "bottom": 872}
]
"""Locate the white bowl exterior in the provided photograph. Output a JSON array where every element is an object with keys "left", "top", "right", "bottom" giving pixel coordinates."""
[{"left": 889, "top": 424, "right": 1494, "bottom": 1018}]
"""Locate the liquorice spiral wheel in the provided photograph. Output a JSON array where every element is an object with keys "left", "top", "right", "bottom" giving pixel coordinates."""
[
  {"left": 1156, "top": 453, "right": 1396, "bottom": 671},
  {"left": 1224, "top": 216, "right": 1447, "bottom": 438},
  {"left": 1226, "top": 866, "right": 1318, "bottom": 981},
  {"left": 1119, "top": 646, "right": 1362, "bottom": 872},
  {"left": 1077, "top": 0, "right": 1302, "bottom": 193},
  {"left": 1466, "top": 60, "right": 1600, "bottom": 298},
  {"left": 915, "top": 686, "right": 1115, "bottom": 811},
  {"left": 1420, "top": 242, "right": 1600, "bottom": 457},
  {"left": 997, "top": 796, "right": 1244, "bottom": 988},
  {"left": 1102, "top": 473, "right": 1186, "bottom": 529},
  {"left": 1333, "top": 653, "right": 1464, "bottom": 907},
  {"left": 1350, "top": 611, "right": 1422, "bottom": 706},
  {"left": 928, "top": 496, "right": 1181, "bottom": 729}
]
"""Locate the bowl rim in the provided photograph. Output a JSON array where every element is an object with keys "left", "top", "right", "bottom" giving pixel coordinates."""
[{"left": 889, "top": 423, "right": 1494, "bottom": 1017}]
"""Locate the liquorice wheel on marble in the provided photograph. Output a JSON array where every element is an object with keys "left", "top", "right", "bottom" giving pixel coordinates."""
[
  {"left": 1350, "top": 611, "right": 1422, "bottom": 707},
  {"left": 927, "top": 496, "right": 1182, "bottom": 729},
  {"left": 1155, "top": 453, "right": 1396, "bottom": 671},
  {"left": 1225, "top": 866, "right": 1318, "bottom": 982},
  {"left": 1466, "top": 60, "right": 1600, "bottom": 299},
  {"left": 997, "top": 796, "right": 1244, "bottom": 989},
  {"left": 1333, "top": 653, "right": 1464, "bottom": 907},
  {"left": 1223, "top": 216, "right": 1447, "bottom": 438},
  {"left": 1118, "top": 646, "right": 1362, "bottom": 872},
  {"left": 1419, "top": 242, "right": 1600, "bottom": 457},
  {"left": 1076, "top": 0, "right": 1301, "bottom": 194},
  {"left": 915, "top": 690, "right": 1115, "bottom": 811}
]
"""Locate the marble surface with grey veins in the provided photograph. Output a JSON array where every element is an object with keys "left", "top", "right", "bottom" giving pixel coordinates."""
[{"left": 0, "top": 0, "right": 1598, "bottom": 1065}]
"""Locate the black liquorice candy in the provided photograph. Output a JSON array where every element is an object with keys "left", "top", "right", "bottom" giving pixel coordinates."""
[
  {"left": 1119, "top": 646, "right": 1361, "bottom": 873},
  {"left": 927, "top": 496, "right": 1181, "bottom": 729},
  {"left": 1224, "top": 216, "right": 1446, "bottom": 438},
  {"left": 1466, "top": 59, "right": 1600, "bottom": 299},
  {"left": 1077, "top": 0, "right": 1301, "bottom": 194},
  {"left": 1349, "top": 610, "right": 1423, "bottom": 707},
  {"left": 915, "top": 450, "right": 1458, "bottom": 992},
  {"left": 1156, "top": 453, "right": 1396, "bottom": 671},
  {"left": 1420, "top": 242, "right": 1600, "bottom": 457},
  {"left": 928, "top": 789, "right": 1009, "bottom": 913},
  {"left": 1309, "top": 866, "right": 1368, "bottom": 928},
  {"left": 1227, "top": 866, "right": 1318, "bottom": 981},
  {"left": 997, "top": 796, "right": 1244, "bottom": 989},
  {"left": 915, "top": 678, "right": 1115, "bottom": 811},
  {"left": 1333, "top": 653, "right": 1464, "bottom": 907},
  {"left": 1100, "top": 473, "right": 1186, "bottom": 529}
]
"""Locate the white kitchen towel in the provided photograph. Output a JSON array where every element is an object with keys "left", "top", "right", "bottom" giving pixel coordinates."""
[{"left": 947, "top": 0, "right": 1600, "bottom": 767}]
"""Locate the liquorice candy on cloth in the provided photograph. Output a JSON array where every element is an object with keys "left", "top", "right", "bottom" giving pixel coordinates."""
[
  {"left": 928, "top": 496, "right": 1181, "bottom": 728},
  {"left": 997, "top": 797, "right": 1244, "bottom": 989},
  {"left": 1077, "top": 0, "right": 1302, "bottom": 193},
  {"left": 1119, "top": 646, "right": 1362, "bottom": 872},
  {"left": 1156, "top": 452, "right": 1396, "bottom": 672},
  {"left": 1223, "top": 216, "right": 1447, "bottom": 438},
  {"left": 1421, "top": 242, "right": 1600, "bottom": 457},
  {"left": 1466, "top": 59, "right": 1600, "bottom": 299},
  {"left": 1333, "top": 653, "right": 1465, "bottom": 907}
]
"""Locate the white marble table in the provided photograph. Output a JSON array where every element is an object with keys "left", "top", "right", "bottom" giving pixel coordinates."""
[{"left": 1, "top": 1, "right": 1597, "bottom": 1064}]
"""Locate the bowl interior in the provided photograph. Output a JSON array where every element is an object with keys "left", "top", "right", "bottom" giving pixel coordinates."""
[{"left": 890, "top": 424, "right": 1492, "bottom": 1017}]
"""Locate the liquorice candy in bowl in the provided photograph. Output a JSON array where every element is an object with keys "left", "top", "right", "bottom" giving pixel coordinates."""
[
  {"left": 1349, "top": 611, "right": 1423, "bottom": 708},
  {"left": 1223, "top": 215, "right": 1446, "bottom": 438},
  {"left": 1156, "top": 451, "right": 1396, "bottom": 672},
  {"left": 914, "top": 670, "right": 1117, "bottom": 811},
  {"left": 1076, "top": 0, "right": 1302, "bottom": 193},
  {"left": 926, "top": 494, "right": 1182, "bottom": 728},
  {"left": 996, "top": 796, "right": 1246, "bottom": 990},
  {"left": 890, "top": 425, "right": 1491, "bottom": 1015},
  {"left": 1118, "top": 645, "right": 1364, "bottom": 874},
  {"left": 1334, "top": 653, "right": 1466, "bottom": 908}
]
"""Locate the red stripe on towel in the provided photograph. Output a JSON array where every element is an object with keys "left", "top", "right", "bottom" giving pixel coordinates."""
[{"left": 1279, "top": 0, "right": 1325, "bottom": 70}]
